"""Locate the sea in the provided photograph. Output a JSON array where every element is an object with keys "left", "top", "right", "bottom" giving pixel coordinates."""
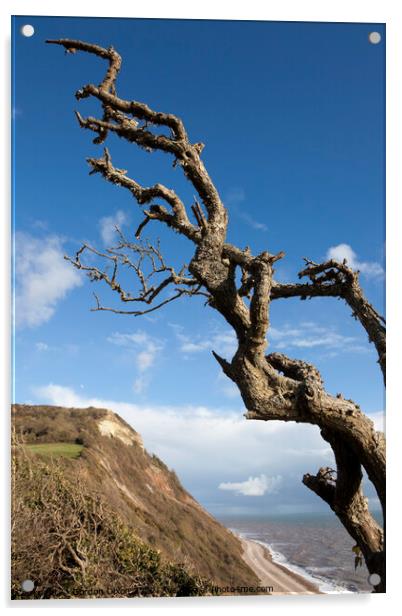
[{"left": 217, "top": 512, "right": 383, "bottom": 594}]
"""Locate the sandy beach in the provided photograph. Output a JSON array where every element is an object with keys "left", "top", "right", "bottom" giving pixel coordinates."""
[{"left": 240, "top": 537, "right": 322, "bottom": 595}]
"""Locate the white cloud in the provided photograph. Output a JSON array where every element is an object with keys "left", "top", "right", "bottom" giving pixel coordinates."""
[
  {"left": 137, "top": 351, "right": 155, "bottom": 372},
  {"left": 326, "top": 243, "right": 384, "bottom": 278},
  {"left": 32, "top": 384, "right": 336, "bottom": 488},
  {"left": 107, "top": 331, "right": 163, "bottom": 373},
  {"left": 269, "top": 322, "right": 367, "bottom": 354},
  {"left": 219, "top": 474, "right": 282, "bottom": 496},
  {"left": 99, "top": 210, "right": 127, "bottom": 245},
  {"left": 107, "top": 331, "right": 164, "bottom": 394},
  {"left": 177, "top": 329, "right": 237, "bottom": 358},
  {"left": 15, "top": 232, "right": 82, "bottom": 328},
  {"left": 35, "top": 383, "right": 81, "bottom": 408}
]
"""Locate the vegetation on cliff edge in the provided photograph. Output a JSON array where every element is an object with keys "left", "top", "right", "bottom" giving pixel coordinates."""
[{"left": 12, "top": 441, "right": 216, "bottom": 599}]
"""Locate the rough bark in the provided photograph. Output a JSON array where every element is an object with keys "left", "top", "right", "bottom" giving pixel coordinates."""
[{"left": 48, "top": 38, "right": 386, "bottom": 592}]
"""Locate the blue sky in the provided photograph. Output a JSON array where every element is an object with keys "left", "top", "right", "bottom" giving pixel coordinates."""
[{"left": 12, "top": 16, "right": 385, "bottom": 516}]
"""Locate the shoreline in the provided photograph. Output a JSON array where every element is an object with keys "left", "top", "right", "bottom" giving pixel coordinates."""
[{"left": 239, "top": 536, "right": 322, "bottom": 595}]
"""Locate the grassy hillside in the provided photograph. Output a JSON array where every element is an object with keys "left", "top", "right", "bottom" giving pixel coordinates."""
[{"left": 12, "top": 404, "right": 259, "bottom": 597}]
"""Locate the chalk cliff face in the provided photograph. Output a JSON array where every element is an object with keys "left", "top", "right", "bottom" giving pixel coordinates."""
[{"left": 12, "top": 404, "right": 258, "bottom": 587}]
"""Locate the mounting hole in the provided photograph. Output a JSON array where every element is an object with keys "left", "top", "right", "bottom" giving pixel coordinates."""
[
  {"left": 21, "top": 24, "right": 35, "bottom": 38},
  {"left": 368, "top": 32, "right": 381, "bottom": 45},
  {"left": 21, "top": 579, "right": 35, "bottom": 592},
  {"left": 368, "top": 573, "right": 381, "bottom": 586}
]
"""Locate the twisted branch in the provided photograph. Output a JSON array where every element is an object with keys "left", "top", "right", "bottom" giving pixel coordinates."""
[
  {"left": 87, "top": 148, "right": 199, "bottom": 242},
  {"left": 272, "top": 258, "right": 386, "bottom": 381},
  {"left": 303, "top": 430, "right": 384, "bottom": 590}
]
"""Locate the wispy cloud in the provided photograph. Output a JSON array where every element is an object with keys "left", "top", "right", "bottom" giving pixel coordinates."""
[
  {"left": 133, "top": 375, "right": 150, "bottom": 394},
  {"left": 34, "top": 341, "right": 79, "bottom": 355},
  {"left": 175, "top": 328, "right": 237, "bottom": 358},
  {"left": 14, "top": 232, "right": 83, "bottom": 328},
  {"left": 99, "top": 210, "right": 127, "bottom": 245},
  {"left": 107, "top": 331, "right": 164, "bottom": 393},
  {"left": 224, "top": 187, "right": 267, "bottom": 232},
  {"left": 219, "top": 474, "right": 282, "bottom": 496},
  {"left": 107, "top": 331, "right": 163, "bottom": 372},
  {"left": 238, "top": 213, "right": 268, "bottom": 232},
  {"left": 269, "top": 322, "right": 367, "bottom": 354},
  {"left": 175, "top": 321, "right": 366, "bottom": 359},
  {"left": 326, "top": 244, "right": 384, "bottom": 278}
]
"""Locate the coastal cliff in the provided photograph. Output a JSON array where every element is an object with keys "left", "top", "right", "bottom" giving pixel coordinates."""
[{"left": 11, "top": 404, "right": 259, "bottom": 598}]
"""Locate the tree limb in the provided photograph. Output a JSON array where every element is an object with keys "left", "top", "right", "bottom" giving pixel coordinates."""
[
  {"left": 303, "top": 429, "right": 384, "bottom": 590},
  {"left": 87, "top": 148, "right": 200, "bottom": 242},
  {"left": 272, "top": 258, "right": 386, "bottom": 381}
]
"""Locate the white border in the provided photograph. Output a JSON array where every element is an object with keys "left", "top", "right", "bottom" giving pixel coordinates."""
[{"left": 2, "top": 1, "right": 401, "bottom": 614}]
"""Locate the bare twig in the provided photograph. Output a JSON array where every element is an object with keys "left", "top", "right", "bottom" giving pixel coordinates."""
[{"left": 66, "top": 235, "right": 206, "bottom": 316}]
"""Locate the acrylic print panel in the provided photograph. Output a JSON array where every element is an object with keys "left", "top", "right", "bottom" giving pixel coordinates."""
[{"left": 11, "top": 16, "right": 385, "bottom": 599}]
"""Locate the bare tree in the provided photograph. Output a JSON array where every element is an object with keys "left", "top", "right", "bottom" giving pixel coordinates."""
[{"left": 48, "top": 39, "right": 386, "bottom": 592}]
